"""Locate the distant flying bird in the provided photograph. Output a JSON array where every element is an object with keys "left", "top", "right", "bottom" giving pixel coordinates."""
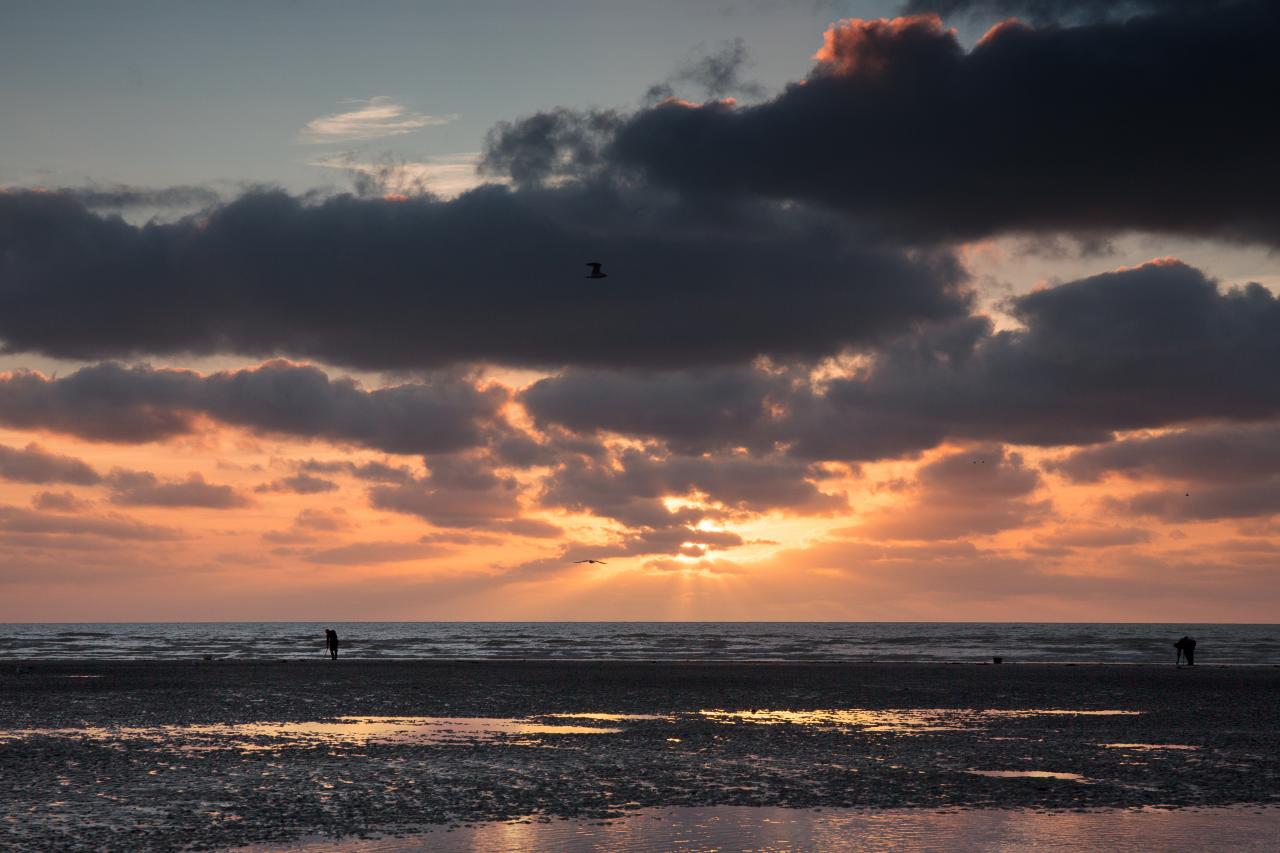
[
  {"left": 585, "top": 262, "right": 607, "bottom": 279},
  {"left": 573, "top": 559, "right": 608, "bottom": 565}
]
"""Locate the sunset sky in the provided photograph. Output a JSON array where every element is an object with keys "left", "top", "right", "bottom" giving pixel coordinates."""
[{"left": 2, "top": 0, "right": 1278, "bottom": 621}]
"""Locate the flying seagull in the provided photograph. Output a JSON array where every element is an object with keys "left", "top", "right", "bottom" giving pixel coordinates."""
[
  {"left": 573, "top": 559, "right": 608, "bottom": 565},
  {"left": 585, "top": 262, "right": 607, "bottom": 279}
]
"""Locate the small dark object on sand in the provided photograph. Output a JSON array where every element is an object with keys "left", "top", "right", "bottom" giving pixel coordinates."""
[
  {"left": 202, "top": 655, "right": 214, "bottom": 661},
  {"left": 992, "top": 656, "right": 1003, "bottom": 664},
  {"left": 1174, "top": 636, "right": 1197, "bottom": 666}
]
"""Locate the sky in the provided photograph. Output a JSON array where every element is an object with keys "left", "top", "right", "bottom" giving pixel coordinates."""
[{"left": 1, "top": 0, "right": 1278, "bottom": 621}]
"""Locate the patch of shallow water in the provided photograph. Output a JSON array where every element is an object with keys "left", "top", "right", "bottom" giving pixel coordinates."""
[
  {"left": 542, "top": 713, "right": 673, "bottom": 722},
  {"left": 1102, "top": 743, "right": 1200, "bottom": 751},
  {"left": 699, "top": 708, "right": 1142, "bottom": 734},
  {"left": 234, "top": 806, "right": 1280, "bottom": 852},
  {"left": 967, "top": 770, "right": 1090, "bottom": 782},
  {"left": 699, "top": 708, "right": 973, "bottom": 733},
  {"left": 0, "top": 716, "right": 622, "bottom": 749}
]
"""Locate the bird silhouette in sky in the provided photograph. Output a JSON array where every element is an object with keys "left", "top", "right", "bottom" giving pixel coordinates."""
[
  {"left": 585, "top": 262, "right": 607, "bottom": 279},
  {"left": 573, "top": 559, "right": 608, "bottom": 565}
]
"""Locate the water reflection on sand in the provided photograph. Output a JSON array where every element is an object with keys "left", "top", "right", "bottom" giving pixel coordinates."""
[
  {"left": 0, "top": 716, "right": 622, "bottom": 750},
  {"left": 1, "top": 707, "right": 1148, "bottom": 750},
  {"left": 700, "top": 707, "right": 1142, "bottom": 733},
  {"left": 967, "top": 769, "right": 1090, "bottom": 782},
  {"left": 237, "top": 805, "right": 1280, "bottom": 853}
]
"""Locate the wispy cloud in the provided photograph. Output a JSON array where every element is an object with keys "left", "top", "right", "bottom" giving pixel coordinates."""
[
  {"left": 298, "top": 96, "right": 456, "bottom": 144},
  {"left": 308, "top": 152, "right": 489, "bottom": 198}
]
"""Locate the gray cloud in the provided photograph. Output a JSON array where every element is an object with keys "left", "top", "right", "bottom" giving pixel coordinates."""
[
  {"left": 304, "top": 540, "right": 448, "bottom": 565},
  {"left": 0, "top": 442, "right": 100, "bottom": 485},
  {"left": 296, "top": 458, "right": 417, "bottom": 484},
  {"left": 107, "top": 470, "right": 250, "bottom": 509},
  {"left": 0, "top": 361, "right": 504, "bottom": 453},
  {"left": 1051, "top": 423, "right": 1280, "bottom": 485},
  {"left": 542, "top": 447, "right": 845, "bottom": 530},
  {"left": 0, "top": 504, "right": 182, "bottom": 540},
  {"left": 50, "top": 184, "right": 222, "bottom": 211},
  {"left": 255, "top": 473, "right": 340, "bottom": 495},
  {"left": 30, "top": 490, "right": 93, "bottom": 513},
  {"left": 527, "top": 261, "right": 1280, "bottom": 463},
  {"left": 522, "top": 366, "right": 787, "bottom": 455},
  {"left": 645, "top": 38, "right": 765, "bottom": 104},
  {"left": 1040, "top": 526, "right": 1154, "bottom": 548},
  {"left": 1122, "top": 480, "right": 1280, "bottom": 522},
  {"left": 368, "top": 455, "right": 531, "bottom": 530},
  {"left": 294, "top": 507, "right": 352, "bottom": 531},
  {"left": 854, "top": 446, "right": 1049, "bottom": 540},
  {"left": 810, "top": 261, "right": 1280, "bottom": 454}
]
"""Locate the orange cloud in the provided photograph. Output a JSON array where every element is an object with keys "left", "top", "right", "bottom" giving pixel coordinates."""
[{"left": 812, "top": 15, "right": 954, "bottom": 77}]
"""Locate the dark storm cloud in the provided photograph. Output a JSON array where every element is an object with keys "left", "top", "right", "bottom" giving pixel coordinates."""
[
  {"left": 484, "top": 3, "right": 1280, "bottom": 244},
  {"left": 902, "top": 0, "right": 1238, "bottom": 26},
  {"left": 1051, "top": 423, "right": 1280, "bottom": 485},
  {"left": 106, "top": 470, "right": 250, "bottom": 509},
  {"left": 0, "top": 186, "right": 967, "bottom": 369},
  {"left": 0, "top": 361, "right": 503, "bottom": 454},
  {"left": 0, "top": 442, "right": 100, "bottom": 485}
]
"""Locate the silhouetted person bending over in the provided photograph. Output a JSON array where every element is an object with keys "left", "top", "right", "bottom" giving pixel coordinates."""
[
  {"left": 1174, "top": 635, "right": 1196, "bottom": 666},
  {"left": 325, "top": 628, "right": 339, "bottom": 660}
]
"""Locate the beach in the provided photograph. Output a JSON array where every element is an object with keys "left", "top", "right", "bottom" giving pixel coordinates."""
[{"left": 3, "top": 660, "right": 1279, "bottom": 850}]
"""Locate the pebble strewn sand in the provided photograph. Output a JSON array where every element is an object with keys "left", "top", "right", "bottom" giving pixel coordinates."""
[{"left": 2, "top": 661, "right": 1278, "bottom": 851}]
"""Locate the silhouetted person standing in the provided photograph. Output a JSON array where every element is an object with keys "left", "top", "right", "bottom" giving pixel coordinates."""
[
  {"left": 1174, "top": 635, "right": 1196, "bottom": 666},
  {"left": 325, "top": 628, "right": 339, "bottom": 660}
]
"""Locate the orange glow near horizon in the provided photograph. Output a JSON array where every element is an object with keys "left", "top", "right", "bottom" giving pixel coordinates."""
[{"left": 0, "top": 386, "right": 1275, "bottom": 623}]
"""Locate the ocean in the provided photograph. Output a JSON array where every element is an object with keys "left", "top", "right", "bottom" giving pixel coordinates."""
[{"left": 2, "top": 622, "right": 1277, "bottom": 663}]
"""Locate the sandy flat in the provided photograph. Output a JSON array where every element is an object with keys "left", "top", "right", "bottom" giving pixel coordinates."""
[{"left": 2, "top": 660, "right": 1278, "bottom": 851}]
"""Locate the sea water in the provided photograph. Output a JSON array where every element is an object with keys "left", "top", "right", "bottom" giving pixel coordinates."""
[{"left": 2, "top": 622, "right": 1276, "bottom": 663}]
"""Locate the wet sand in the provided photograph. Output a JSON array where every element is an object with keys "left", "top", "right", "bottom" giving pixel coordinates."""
[{"left": 2, "top": 660, "right": 1279, "bottom": 851}]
